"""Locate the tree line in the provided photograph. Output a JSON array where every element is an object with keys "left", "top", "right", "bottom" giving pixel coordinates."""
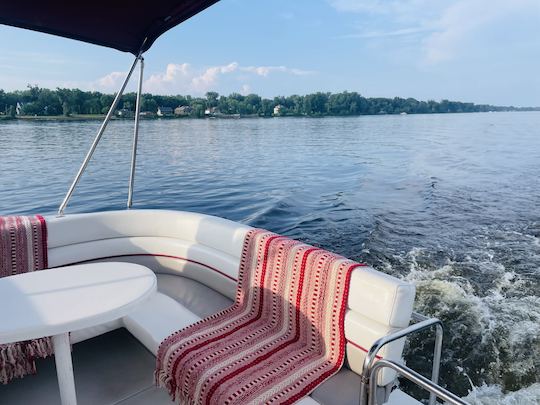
[{"left": 0, "top": 85, "right": 537, "bottom": 118}]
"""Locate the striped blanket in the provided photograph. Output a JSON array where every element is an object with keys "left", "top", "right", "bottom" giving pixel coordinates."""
[
  {"left": 156, "top": 229, "right": 363, "bottom": 405},
  {"left": 0, "top": 215, "right": 52, "bottom": 385}
]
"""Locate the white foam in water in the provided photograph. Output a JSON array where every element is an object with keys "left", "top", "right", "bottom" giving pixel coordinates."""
[
  {"left": 464, "top": 383, "right": 540, "bottom": 405},
  {"left": 395, "top": 231, "right": 540, "bottom": 403}
]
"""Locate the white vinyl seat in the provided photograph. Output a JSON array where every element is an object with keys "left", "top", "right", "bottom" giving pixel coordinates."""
[
  {"left": 46, "top": 210, "right": 416, "bottom": 400},
  {"left": 122, "top": 284, "right": 326, "bottom": 405},
  {"left": 123, "top": 292, "right": 200, "bottom": 355}
]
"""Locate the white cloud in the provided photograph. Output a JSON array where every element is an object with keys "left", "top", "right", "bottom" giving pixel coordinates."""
[
  {"left": 90, "top": 62, "right": 316, "bottom": 95},
  {"left": 240, "top": 84, "right": 251, "bottom": 95},
  {"left": 96, "top": 71, "right": 128, "bottom": 89},
  {"left": 328, "top": 0, "right": 389, "bottom": 14},
  {"left": 340, "top": 26, "right": 430, "bottom": 39},
  {"left": 422, "top": 0, "right": 539, "bottom": 64},
  {"left": 240, "top": 65, "right": 313, "bottom": 77},
  {"left": 328, "top": 0, "right": 433, "bottom": 17},
  {"left": 190, "top": 62, "right": 239, "bottom": 92},
  {"left": 328, "top": 0, "right": 540, "bottom": 65},
  {"left": 142, "top": 62, "right": 198, "bottom": 93}
]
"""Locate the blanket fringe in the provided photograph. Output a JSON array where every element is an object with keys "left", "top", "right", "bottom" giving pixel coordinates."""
[
  {"left": 0, "top": 338, "right": 54, "bottom": 385},
  {"left": 155, "top": 368, "right": 196, "bottom": 405}
]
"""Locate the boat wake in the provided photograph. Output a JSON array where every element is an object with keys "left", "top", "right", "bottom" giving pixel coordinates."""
[
  {"left": 464, "top": 383, "right": 540, "bottom": 404},
  {"left": 361, "top": 221, "right": 540, "bottom": 404}
]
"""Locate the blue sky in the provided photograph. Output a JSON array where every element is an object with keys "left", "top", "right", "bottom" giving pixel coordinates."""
[{"left": 1, "top": 0, "right": 539, "bottom": 106}]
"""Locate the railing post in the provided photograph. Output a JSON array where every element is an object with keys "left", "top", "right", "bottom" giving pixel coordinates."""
[
  {"left": 127, "top": 55, "right": 144, "bottom": 208},
  {"left": 57, "top": 55, "right": 140, "bottom": 216},
  {"left": 359, "top": 316, "right": 443, "bottom": 405},
  {"left": 368, "top": 359, "right": 468, "bottom": 405},
  {"left": 429, "top": 323, "right": 443, "bottom": 405}
]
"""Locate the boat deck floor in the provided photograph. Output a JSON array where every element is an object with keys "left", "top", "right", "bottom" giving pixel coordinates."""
[
  {"left": 0, "top": 329, "right": 171, "bottom": 405},
  {"left": 0, "top": 328, "right": 420, "bottom": 405}
]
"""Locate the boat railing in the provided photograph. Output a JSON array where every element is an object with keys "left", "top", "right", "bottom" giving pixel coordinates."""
[
  {"left": 359, "top": 312, "right": 445, "bottom": 405},
  {"left": 368, "top": 359, "right": 468, "bottom": 405},
  {"left": 57, "top": 54, "right": 144, "bottom": 216}
]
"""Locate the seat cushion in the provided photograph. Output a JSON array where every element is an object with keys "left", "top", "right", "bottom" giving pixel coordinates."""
[
  {"left": 123, "top": 292, "right": 200, "bottom": 355},
  {"left": 348, "top": 267, "right": 415, "bottom": 328},
  {"left": 157, "top": 273, "right": 232, "bottom": 318},
  {"left": 126, "top": 273, "right": 407, "bottom": 391},
  {"left": 123, "top": 276, "right": 329, "bottom": 403}
]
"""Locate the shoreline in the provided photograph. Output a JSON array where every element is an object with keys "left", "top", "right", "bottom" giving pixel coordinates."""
[{"left": 1, "top": 110, "right": 539, "bottom": 122}]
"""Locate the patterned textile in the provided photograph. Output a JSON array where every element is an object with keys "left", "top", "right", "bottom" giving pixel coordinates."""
[
  {"left": 0, "top": 215, "right": 52, "bottom": 385},
  {"left": 156, "top": 229, "right": 363, "bottom": 405}
]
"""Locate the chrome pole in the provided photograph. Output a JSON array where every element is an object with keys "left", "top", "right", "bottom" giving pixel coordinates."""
[
  {"left": 359, "top": 317, "right": 443, "bottom": 405},
  {"left": 429, "top": 323, "right": 443, "bottom": 405},
  {"left": 369, "top": 360, "right": 468, "bottom": 405},
  {"left": 57, "top": 55, "right": 140, "bottom": 216},
  {"left": 127, "top": 56, "right": 144, "bottom": 208}
]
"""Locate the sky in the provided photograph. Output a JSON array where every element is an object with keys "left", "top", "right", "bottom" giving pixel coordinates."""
[{"left": 0, "top": 0, "right": 539, "bottom": 106}]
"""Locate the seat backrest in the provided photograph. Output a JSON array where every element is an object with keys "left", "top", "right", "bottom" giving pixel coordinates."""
[
  {"left": 47, "top": 209, "right": 415, "bottom": 386},
  {"left": 345, "top": 267, "right": 415, "bottom": 385}
]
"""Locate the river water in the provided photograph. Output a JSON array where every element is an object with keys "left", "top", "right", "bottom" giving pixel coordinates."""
[{"left": 1, "top": 113, "right": 539, "bottom": 403}]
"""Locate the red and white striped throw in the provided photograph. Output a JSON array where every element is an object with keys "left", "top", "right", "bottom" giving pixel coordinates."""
[
  {"left": 156, "top": 229, "right": 363, "bottom": 405},
  {"left": 0, "top": 215, "right": 52, "bottom": 385}
]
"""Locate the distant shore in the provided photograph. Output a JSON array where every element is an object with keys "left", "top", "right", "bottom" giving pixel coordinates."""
[
  {"left": 3, "top": 87, "right": 539, "bottom": 121},
  {"left": 1, "top": 110, "right": 539, "bottom": 122},
  {"left": 2, "top": 114, "right": 106, "bottom": 121}
]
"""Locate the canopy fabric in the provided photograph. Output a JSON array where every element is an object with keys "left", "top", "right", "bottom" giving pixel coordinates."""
[{"left": 0, "top": 1, "right": 219, "bottom": 54}]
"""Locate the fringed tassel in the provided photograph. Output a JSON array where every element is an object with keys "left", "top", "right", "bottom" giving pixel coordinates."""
[
  {"left": 0, "top": 337, "right": 53, "bottom": 385},
  {"left": 155, "top": 368, "right": 175, "bottom": 396},
  {"left": 155, "top": 368, "right": 196, "bottom": 405}
]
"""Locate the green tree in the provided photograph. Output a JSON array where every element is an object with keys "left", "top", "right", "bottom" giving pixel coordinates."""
[{"left": 206, "top": 92, "right": 219, "bottom": 108}]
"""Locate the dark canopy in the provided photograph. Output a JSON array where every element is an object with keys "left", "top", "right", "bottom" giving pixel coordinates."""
[{"left": 0, "top": 1, "right": 219, "bottom": 54}]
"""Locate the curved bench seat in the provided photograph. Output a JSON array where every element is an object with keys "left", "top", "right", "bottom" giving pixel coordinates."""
[{"left": 46, "top": 209, "right": 415, "bottom": 388}]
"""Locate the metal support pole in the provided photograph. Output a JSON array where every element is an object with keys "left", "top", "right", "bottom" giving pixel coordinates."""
[
  {"left": 127, "top": 56, "right": 144, "bottom": 208},
  {"left": 57, "top": 55, "right": 140, "bottom": 216},
  {"left": 369, "top": 360, "right": 468, "bottom": 405},
  {"left": 429, "top": 323, "right": 443, "bottom": 405},
  {"left": 359, "top": 317, "right": 443, "bottom": 405}
]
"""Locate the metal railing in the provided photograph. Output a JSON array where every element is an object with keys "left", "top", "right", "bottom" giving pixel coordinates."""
[
  {"left": 359, "top": 313, "right": 443, "bottom": 405},
  {"left": 57, "top": 53, "right": 144, "bottom": 216},
  {"left": 369, "top": 359, "right": 468, "bottom": 405},
  {"left": 127, "top": 56, "right": 144, "bottom": 209}
]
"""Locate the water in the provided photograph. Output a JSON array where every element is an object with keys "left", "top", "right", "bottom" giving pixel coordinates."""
[{"left": 1, "top": 113, "right": 539, "bottom": 403}]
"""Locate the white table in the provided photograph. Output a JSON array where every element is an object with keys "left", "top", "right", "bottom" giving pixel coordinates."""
[{"left": 0, "top": 262, "right": 156, "bottom": 405}]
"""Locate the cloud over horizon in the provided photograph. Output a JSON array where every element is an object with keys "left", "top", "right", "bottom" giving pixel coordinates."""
[
  {"left": 328, "top": 0, "right": 540, "bottom": 65},
  {"left": 93, "top": 62, "right": 315, "bottom": 95},
  {"left": 0, "top": 0, "right": 538, "bottom": 106}
]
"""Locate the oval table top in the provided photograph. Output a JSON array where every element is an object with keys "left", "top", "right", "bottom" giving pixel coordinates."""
[{"left": 0, "top": 262, "right": 156, "bottom": 343}]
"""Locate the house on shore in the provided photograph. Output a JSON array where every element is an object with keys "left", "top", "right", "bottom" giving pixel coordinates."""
[
  {"left": 116, "top": 108, "right": 133, "bottom": 118},
  {"left": 204, "top": 107, "right": 218, "bottom": 117},
  {"left": 157, "top": 106, "right": 173, "bottom": 117},
  {"left": 174, "top": 105, "right": 192, "bottom": 116},
  {"left": 273, "top": 105, "right": 283, "bottom": 116},
  {"left": 139, "top": 111, "right": 156, "bottom": 118}
]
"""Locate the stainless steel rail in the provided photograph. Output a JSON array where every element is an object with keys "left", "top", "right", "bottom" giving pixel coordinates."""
[
  {"left": 127, "top": 56, "right": 144, "bottom": 208},
  {"left": 359, "top": 314, "right": 443, "bottom": 405},
  {"left": 368, "top": 359, "right": 468, "bottom": 405},
  {"left": 57, "top": 54, "right": 142, "bottom": 216}
]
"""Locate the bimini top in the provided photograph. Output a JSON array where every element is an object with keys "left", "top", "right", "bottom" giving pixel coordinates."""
[{"left": 0, "top": 0, "right": 219, "bottom": 55}]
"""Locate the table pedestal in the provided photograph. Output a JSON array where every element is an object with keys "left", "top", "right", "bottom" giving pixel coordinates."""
[{"left": 52, "top": 333, "right": 77, "bottom": 405}]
